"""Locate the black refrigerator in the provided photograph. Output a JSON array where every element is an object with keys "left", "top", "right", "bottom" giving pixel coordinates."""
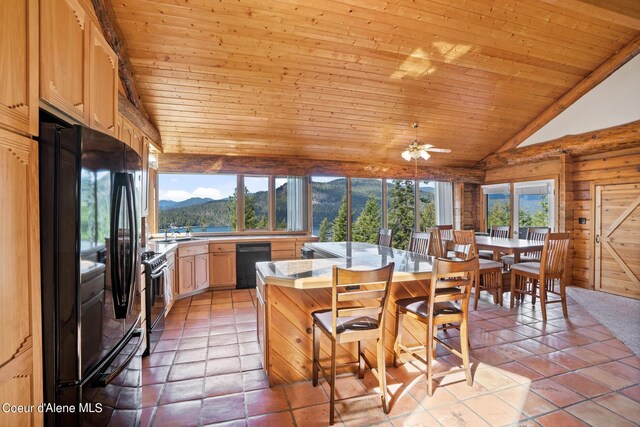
[{"left": 39, "top": 122, "right": 144, "bottom": 426}]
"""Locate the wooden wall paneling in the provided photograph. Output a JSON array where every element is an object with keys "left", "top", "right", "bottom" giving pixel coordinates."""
[
  {"left": 558, "top": 155, "right": 574, "bottom": 286},
  {"left": 463, "top": 183, "right": 480, "bottom": 231},
  {"left": 484, "top": 159, "right": 560, "bottom": 184},
  {"left": 88, "top": 21, "right": 118, "bottom": 135},
  {"left": 453, "top": 182, "right": 464, "bottom": 230},
  {"left": 40, "top": 0, "right": 90, "bottom": 123},
  {"left": 0, "top": 0, "right": 38, "bottom": 136},
  {"left": 0, "top": 129, "right": 42, "bottom": 427}
]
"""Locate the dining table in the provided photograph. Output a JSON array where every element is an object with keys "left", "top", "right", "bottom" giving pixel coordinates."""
[{"left": 474, "top": 235, "right": 544, "bottom": 263}]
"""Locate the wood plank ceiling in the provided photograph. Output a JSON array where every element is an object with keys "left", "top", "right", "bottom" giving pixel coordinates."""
[{"left": 111, "top": 0, "right": 640, "bottom": 168}]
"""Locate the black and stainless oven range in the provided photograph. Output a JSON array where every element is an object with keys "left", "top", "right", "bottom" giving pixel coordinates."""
[{"left": 141, "top": 251, "right": 169, "bottom": 355}]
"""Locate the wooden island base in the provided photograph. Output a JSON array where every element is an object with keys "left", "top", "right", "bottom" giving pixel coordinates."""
[{"left": 258, "top": 280, "right": 436, "bottom": 386}]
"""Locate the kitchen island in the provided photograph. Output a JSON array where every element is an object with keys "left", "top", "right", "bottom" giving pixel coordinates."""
[{"left": 255, "top": 242, "right": 435, "bottom": 385}]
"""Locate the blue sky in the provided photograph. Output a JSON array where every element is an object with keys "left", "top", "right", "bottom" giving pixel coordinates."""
[{"left": 159, "top": 174, "right": 239, "bottom": 201}]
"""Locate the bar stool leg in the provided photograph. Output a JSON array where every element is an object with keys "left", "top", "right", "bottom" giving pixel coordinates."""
[
  {"left": 312, "top": 323, "right": 320, "bottom": 386},
  {"left": 329, "top": 339, "right": 337, "bottom": 425},
  {"left": 393, "top": 309, "right": 404, "bottom": 368},
  {"left": 377, "top": 335, "right": 389, "bottom": 413},
  {"left": 460, "top": 316, "right": 472, "bottom": 386},
  {"left": 427, "top": 321, "right": 435, "bottom": 396}
]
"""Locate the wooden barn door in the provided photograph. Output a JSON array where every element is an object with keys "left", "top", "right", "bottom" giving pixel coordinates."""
[{"left": 595, "top": 183, "right": 640, "bottom": 299}]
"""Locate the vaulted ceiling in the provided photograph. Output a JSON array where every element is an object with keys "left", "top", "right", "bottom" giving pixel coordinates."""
[{"left": 112, "top": 0, "right": 640, "bottom": 168}]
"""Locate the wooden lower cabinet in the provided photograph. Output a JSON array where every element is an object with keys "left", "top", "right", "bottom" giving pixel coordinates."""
[
  {"left": 256, "top": 272, "right": 267, "bottom": 371},
  {"left": 195, "top": 253, "right": 209, "bottom": 290},
  {"left": 167, "top": 260, "right": 176, "bottom": 311},
  {"left": 0, "top": 129, "right": 43, "bottom": 427},
  {"left": 178, "top": 256, "right": 195, "bottom": 294},
  {"left": 209, "top": 251, "right": 236, "bottom": 289}
]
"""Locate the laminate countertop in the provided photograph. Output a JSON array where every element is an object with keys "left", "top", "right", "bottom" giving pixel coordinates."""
[{"left": 256, "top": 242, "right": 434, "bottom": 289}]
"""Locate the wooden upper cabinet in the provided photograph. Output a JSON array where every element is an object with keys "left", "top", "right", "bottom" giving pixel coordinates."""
[
  {"left": 0, "top": 0, "right": 38, "bottom": 136},
  {"left": 119, "top": 117, "right": 133, "bottom": 147},
  {"left": 88, "top": 22, "right": 118, "bottom": 135},
  {"left": 40, "top": 0, "right": 89, "bottom": 123}
]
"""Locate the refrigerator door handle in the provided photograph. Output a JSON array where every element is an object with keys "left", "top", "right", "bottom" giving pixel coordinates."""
[
  {"left": 110, "top": 173, "right": 125, "bottom": 318},
  {"left": 124, "top": 172, "right": 138, "bottom": 314},
  {"left": 91, "top": 328, "right": 143, "bottom": 387}
]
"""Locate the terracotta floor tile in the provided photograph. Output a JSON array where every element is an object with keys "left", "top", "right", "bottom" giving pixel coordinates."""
[
  {"left": 594, "top": 392, "right": 640, "bottom": 423},
  {"left": 161, "top": 320, "right": 185, "bottom": 331},
  {"left": 529, "top": 379, "right": 585, "bottom": 407},
  {"left": 141, "top": 384, "right": 163, "bottom": 408},
  {"left": 240, "top": 354, "right": 263, "bottom": 372},
  {"left": 210, "top": 333, "right": 239, "bottom": 347},
  {"left": 243, "top": 369, "right": 270, "bottom": 391},
  {"left": 573, "top": 327, "right": 614, "bottom": 342},
  {"left": 211, "top": 316, "right": 236, "bottom": 327},
  {"left": 154, "top": 339, "right": 180, "bottom": 353},
  {"left": 201, "top": 394, "right": 246, "bottom": 425},
  {"left": 535, "top": 410, "right": 589, "bottom": 427},
  {"left": 532, "top": 335, "right": 574, "bottom": 351},
  {"left": 320, "top": 375, "right": 367, "bottom": 400},
  {"left": 620, "top": 355, "right": 640, "bottom": 369},
  {"left": 204, "top": 372, "right": 244, "bottom": 397},
  {"left": 143, "top": 351, "right": 175, "bottom": 368},
  {"left": 158, "top": 329, "right": 183, "bottom": 340},
  {"left": 598, "top": 361, "right": 640, "bottom": 383},
  {"left": 552, "top": 331, "right": 596, "bottom": 347},
  {"left": 174, "top": 347, "right": 209, "bottom": 364},
  {"left": 565, "top": 400, "right": 636, "bottom": 427},
  {"left": 465, "top": 393, "right": 524, "bottom": 425},
  {"left": 577, "top": 366, "right": 635, "bottom": 390},
  {"left": 518, "top": 356, "right": 567, "bottom": 377},
  {"left": 513, "top": 339, "right": 557, "bottom": 355},
  {"left": 583, "top": 341, "right": 633, "bottom": 359},
  {"left": 247, "top": 411, "right": 295, "bottom": 427},
  {"left": 292, "top": 403, "right": 342, "bottom": 427},
  {"left": 620, "top": 384, "right": 640, "bottom": 403},
  {"left": 186, "top": 310, "right": 211, "bottom": 320},
  {"left": 284, "top": 381, "right": 329, "bottom": 409},
  {"left": 473, "top": 366, "right": 519, "bottom": 392},
  {"left": 472, "top": 347, "right": 514, "bottom": 365},
  {"left": 140, "top": 407, "right": 155, "bottom": 427},
  {"left": 239, "top": 342, "right": 261, "bottom": 355},
  {"left": 178, "top": 336, "right": 210, "bottom": 350},
  {"left": 493, "top": 343, "right": 536, "bottom": 360},
  {"left": 430, "top": 402, "right": 491, "bottom": 427},
  {"left": 552, "top": 372, "right": 612, "bottom": 398},
  {"left": 389, "top": 411, "right": 439, "bottom": 427},
  {"left": 495, "top": 385, "right": 558, "bottom": 417},
  {"left": 236, "top": 322, "right": 257, "bottom": 333},
  {"left": 206, "top": 356, "right": 242, "bottom": 376},
  {"left": 237, "top": 331, "right": 258, "bottom": 343},
  {"left": 209, "top": 324, "right": 237, "bottom": 336},
  {"left": 152, "top": 400, "right": 202, "bottom": 427},
  {"left": 142, "top": 366, "right": 170, "bottom": 386},
  {"left": 181, "top": 327, "right": 211, "bottom": 338},
  {"left": 336, "top": 395, "right": 389, "bottom": 426},
  {"left": 540, "top": 350, "right": 590, "bottom": 370},
  {"left": 159, "top": 378, "right": 204, "bottom": 404},
  {"left": 208, "top": 344, "right": 240, "bottom": 359},
  {"left": 245, "top": 387, "right": 290, "bottom": 416},
  {"left": 495, "top": 361, "right": 545, "bottom": 384},
  {"left": 184, "top": 319, "right": 211, "bottom": 329},
  {"left": 167, "top": 361, "right": 206, "bottom": 382}
]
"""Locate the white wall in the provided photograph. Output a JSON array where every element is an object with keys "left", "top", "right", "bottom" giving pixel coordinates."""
[{"left": 520, "top": 54, "right": 640, "bottom": 147}]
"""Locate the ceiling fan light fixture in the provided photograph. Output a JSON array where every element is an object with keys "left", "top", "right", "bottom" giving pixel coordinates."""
[
  {"left": 400, "top": 122, "right": 449, "bottom": 162},
  {"left": 420, "top": 149, "right": 430, "bottom": 160},
  {"left": 401, "top": 150, "right": 412, "bottom": 161}
]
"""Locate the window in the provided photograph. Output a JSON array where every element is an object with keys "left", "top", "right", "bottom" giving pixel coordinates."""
[
  {"left": 158, "top": 173, "right": 237, "bottom": 232},
  {"left": 312, "top": 177, "right": 347, "bottom": 241},
  {"left": 387, "top": 179, "right": 415, "bottom": 249},
  {"left": 243, "top": 176, "right": 269, "bottom": 230},
  {"left": 483, "top": 183, "right": 511, "bottom": 231},
  {"left": 514, "top": 180, "right": 554, "bottom": 237},
  {"left": 418, "top": 180, "right": 436, "bottom": 230},
  {"left": 351, "top": 178, "right": 382, "bottom": 243},
  {"left": 275, "top": 176, "right": 307, "bottom": 231}
]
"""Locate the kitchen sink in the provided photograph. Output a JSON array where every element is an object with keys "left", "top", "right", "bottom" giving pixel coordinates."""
[{"left": 155, "top": 237, "right": 202, "bottom": 243}]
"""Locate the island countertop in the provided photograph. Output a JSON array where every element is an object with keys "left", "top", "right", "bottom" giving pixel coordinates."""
[{"left": 256, "top": 242, "right": 434, "bottom": 289}]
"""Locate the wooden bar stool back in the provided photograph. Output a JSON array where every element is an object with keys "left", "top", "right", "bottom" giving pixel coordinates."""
[
  {"left": 479, "top": 226, "right": 511, "bottom": 259},
  {"left": 377, "top": 228, "right": 394, "bottom": 247},
  {"left": 312, "top": 263, "right": 395, "bottom": 425},
  {"left": 510, "top": 232, "right": 570, "bottom": 321},
  {"left": 393, "top": 257, "right": 479, "bottom": 396},
  {"left": 407, "top": 231, "right": 432, "bottom": 256}
]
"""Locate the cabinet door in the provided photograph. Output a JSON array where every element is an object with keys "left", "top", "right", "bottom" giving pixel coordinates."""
[
  {"left": 0, "top": 0, "right": 38, "bottom": 136},
  {"left": 167, "top": 262, "right": 176, "bottom": 311},
  {"left": 40, "top": 0, "right": 89, "bottom": 123},
  {"left": 178, "top": 256, "right": 195, "bottom": 294},
  {"left": 0, "top": 129, "right": 43, "bottom": 427},
  {"left": 88, "top": 22, "right": 118, "bottom": 135},
  {"left": 256, "top": 274, "right": 267, "bottom": 371},
  {"left": 119, "top": 118, "right": 133, "bottom": 147},
  {"left": 209, "top": 252, "right": 236, "bottom": 288},
  {"left": 194, "top": 253, "right": 209, "bottom": 290},
  {"left": 132, "top": 128, "right": 144, "bottom": 156}
]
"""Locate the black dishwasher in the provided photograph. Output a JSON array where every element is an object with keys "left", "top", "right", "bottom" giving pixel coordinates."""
[{"left": 236, "top": 243, "right": 271, "bottom": 289}]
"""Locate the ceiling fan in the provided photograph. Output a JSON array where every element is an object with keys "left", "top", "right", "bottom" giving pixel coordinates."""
[{"left": 401, "top": 122, "right": 451, "bottom": 161}]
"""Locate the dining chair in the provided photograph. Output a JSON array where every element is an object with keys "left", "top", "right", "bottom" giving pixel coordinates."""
[
  {"left": 407, "top": 231, "right": 432, "bottom": 256},
  {"left": 436, "top": 224, "right": 453, "bottom": 256},
  {"left": 312, "top": 263, "right": 395, "bottom": 425},
  {"left": 393, "top": 257, "right": 478, "bottom": 396},
  {"left": 452, "top": 230, "right": 505, "bottom": 308},
  {"left": 510, "top": 232, "right": 570, "bottom": 322},
  {"left": 502, "top": 227, "right": 550, "bottom": 268},
  {"left": 377, "top": 228, "right": 394, "bottom": 248},
  {"left": 479, "top": 225, "right": 511, "bottom": 260},
  {"left": 424, "top": 227, "right": 444, "bottom": 257}
]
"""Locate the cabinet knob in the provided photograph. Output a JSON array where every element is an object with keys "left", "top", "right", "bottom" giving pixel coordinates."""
[{"left": 306, "top": 327, "right": 312, "bottom": 334}]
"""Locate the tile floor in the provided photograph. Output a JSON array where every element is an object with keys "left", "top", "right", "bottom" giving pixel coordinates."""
[{"left": 140, "top": 289, "right": 640, "bottom": 426}]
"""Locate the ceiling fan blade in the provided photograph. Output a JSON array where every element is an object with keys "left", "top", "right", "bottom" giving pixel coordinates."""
[{"left": 425, "top": 147, "right": 452, "bottom": 153}]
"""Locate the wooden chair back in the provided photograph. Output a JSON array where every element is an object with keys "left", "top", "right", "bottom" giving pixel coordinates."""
[
  {"left": 377, "top": 228, "right": 394, "bottom": 247},
  {"left": 490, "top": 225, "right": 511, "bottom": 238},
  {"left": 429, "top": 257, "right": 479, "bottom": 320},
  {"left": 407, "top": 231, "right": 432, "bottom": 256},
  {"left": 452, "top": 230, "right": 478, "bottom": 261},
  {"left": 331, "top": 263, "right": 395, "bottom": 341},
  {"left": 436, "top": 224, "right": 453, "bottom": 241},
  {"left": 540, "top": 233, "right": 570, "bottom": 280},
  {"left": 525, "top": 227, "right": 550, "bottom": 258},
  {"left": 424, "top": 227, "right": 443, "bottom": 257}
]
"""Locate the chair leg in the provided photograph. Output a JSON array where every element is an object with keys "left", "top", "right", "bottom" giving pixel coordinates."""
[
  {"left": 312, "top": 323, "right": 320, "bottom": 387},
  {"left": 510, "top": 273, "right": 517, "bottom": 309},
  {"left": 531, "top": 278, "right": 536, "bottom": 306},
  {"left": 377, "top": 336, "right": 389, "bottom": 414},
  {"left": 329, "top": 339, "right": 337, "bottom": 425},
  {"left": 393, "top": 310, "right": 404, "bottom": 368},
  {"left": 460, "top": 317, "right": 472, "bottom": 387},
  {"left": 539, "top": 279, "right": 547, "bottom": 322},
  {"left": 427, "top": 323, "right": 435, "bottom": 396},
  {"left": 560, "top": 279, "right": 569, "bottom": 318},
  {"left": 474, "top": 276, "right": 481, "bottom": 310},
  {"left": 358, "top": 340, "right": 365, "bottom": 379}
]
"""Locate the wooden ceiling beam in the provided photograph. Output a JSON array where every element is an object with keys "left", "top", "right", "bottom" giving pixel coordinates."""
[
  {"left": 539, "top": 0, "right": 640, "bottom": 29},
  {"left": 91, "top": 0, "right": 151, "bottom": 120},
  {"left": 158, "top": 154, "right": 485, "bottom": 184},
  {"left": 480, "top": 119, "right": 640, "bottom": 170},
  {"left": 494, "top": 34, "right": 640, "bottom": 154}
]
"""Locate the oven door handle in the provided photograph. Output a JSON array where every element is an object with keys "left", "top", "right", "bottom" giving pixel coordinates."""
[{"left": 149, "top": 263, "right": 168, "bottom": 280}]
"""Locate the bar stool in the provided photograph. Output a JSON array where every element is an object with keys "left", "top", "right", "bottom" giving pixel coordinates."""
[
  {"left": 312, "top": 263, "right": 395, "bottom": 425},
  {"left": 511, "top": 232, "right": 570, "bottom": 322},
  {"left": 393, "top": 257, "right": 478, "bottom": 396},
  {"left": 377, "top": 228, "right": 394, "bottom": 247}
]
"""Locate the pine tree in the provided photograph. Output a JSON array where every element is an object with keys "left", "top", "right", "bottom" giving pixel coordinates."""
[
  {"left": 332, "top": 194, "right": 348, "bottom": 241},
  {"left": 530, "top": 196, "right": 549, "bottom": 226},
  {"left": 352, "top": 193, "right": 381, "bottom": 243},
  {"left": 388, "top": 180, "right": 415, "bottom": 249},
  {"left": 420, "top": 200, "right": 436, "bottom": 229},
  {"left": 318, "top": 217, "right": 331, "bottom": 242},
  {"left": 488, "top": 201, "right": 510, "bottom": 228},
  {"left": 227, "top": 187, "right": 263, "bottom": 230}
]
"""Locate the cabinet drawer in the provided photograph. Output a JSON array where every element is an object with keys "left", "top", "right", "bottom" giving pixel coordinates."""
[
  {"left": 271, "top": 249, "right": 297, "bottom": 260},
  {"left": 270, "top": 240, "right": 295, "bottom": 251},
  {"left": 178, "top": 244, "right": 208, "bottom": 257},
  {"left": 209, "top": 242, "right": 236, "bottom": 253},
  {"left": 166, "top": 251, "right": 176, "bottom": 266}
]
